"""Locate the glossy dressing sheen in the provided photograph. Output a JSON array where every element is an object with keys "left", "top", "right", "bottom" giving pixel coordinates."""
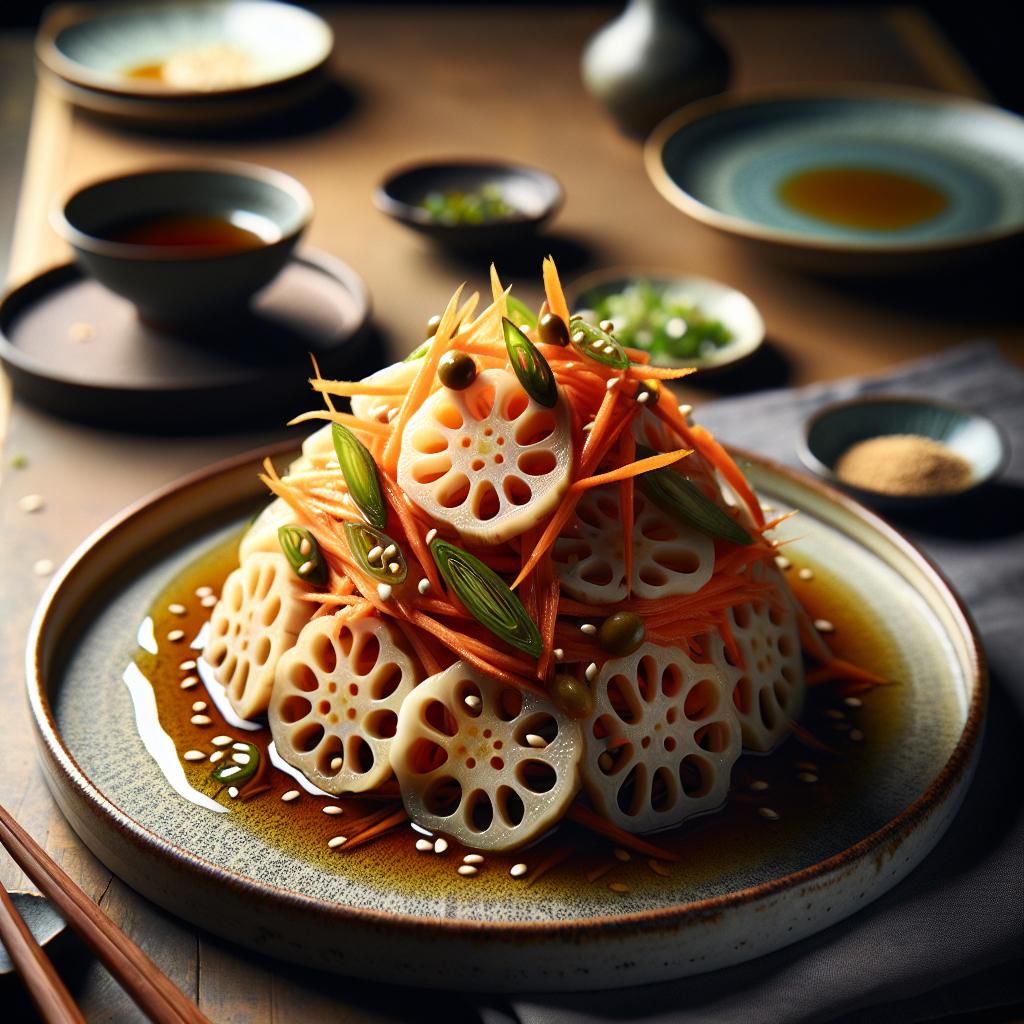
[
  {"left": 135, "top": 532, "right": 908, "bottom": 902},
  {"left": 779, "top": 167, "right": 948, "bottom": 231}
]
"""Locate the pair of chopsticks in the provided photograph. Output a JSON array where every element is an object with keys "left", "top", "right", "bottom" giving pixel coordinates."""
[{"left": 0, "top": 802, "right": 210, "bottom": 1024}]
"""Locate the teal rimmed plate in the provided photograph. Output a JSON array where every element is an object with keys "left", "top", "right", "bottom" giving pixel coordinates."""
[
  {"left": 26, "top": 445, "right": 984, "bottom": 990},
  {"left": 645, "top": 86, "right": 1024, "bottom": 273}
]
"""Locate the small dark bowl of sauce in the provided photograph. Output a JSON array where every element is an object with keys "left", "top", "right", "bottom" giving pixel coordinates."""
[{"left": 54, "top": 164, "right": 312, "bottom": 325}]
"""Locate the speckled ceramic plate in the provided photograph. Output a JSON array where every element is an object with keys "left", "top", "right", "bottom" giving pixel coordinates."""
[
  {"left": 645, "top": 86, "right": 1024, "bottom": 273},
  {"left": 26, "top": 446, "right": 984, "bottom": 991}
]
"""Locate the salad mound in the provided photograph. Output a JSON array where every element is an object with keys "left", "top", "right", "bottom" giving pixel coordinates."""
[{"left": 202, "top": 260, "right": 834, "bottom": 853}]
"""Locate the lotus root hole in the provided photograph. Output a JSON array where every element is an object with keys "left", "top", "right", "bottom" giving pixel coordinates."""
[
  {"left": 253, "top": 635, "right": 272, "bottom": 666},
  {"left": 518, "top": 450, "right": 557, "bottom": 477},
  {"left": 516, "top": 411, "right": 556, "bottom": 447},
  {"left": 278, "top": 695, "right": 311, "bottom": 724},
  {"left": 407, "top": 738, "right": 448, "bottom": 775},
  {"left": 497, "top": 687, "right": 523, "bottom": 722},
  {"left": 312, "top": 633, "right": 337, "bottom": 674},
  {"left": 316, "top": 736, "right": 343, "bottom": 773},
  {"left": 679, "top": 755, "right": 711, "bottom": 798},
  {"left": 412, "top": 428, "right": 448, "bottom": 455},
  {"left": 496, "top": 786, "right": 525, "bottom": 827},
  {"left": 696, "top": 722, "right": 731, "bottom": 753},
  {"left": 503, "top": 475, "right": 532, "bottom": 505},
  {"left": 364, "top": 709, "right": 398, "bottom": 740},
  {"left": 502, "top": 391, "right": 529, "bottom": 421},
  {"left": 371, "top": 663, "right": 403, "bottom": 701},
  {"left": 289, "top": 663, "right": 318, "bottom": 692},
  {"left": 684, "top": 678, "right": 719, "bottom": 720},
  {"left": 423, "top": 775, "right": 461, "bottom": 815},
  {"left": 424, "top": 699, "right": 459, "bottom": 737},
  {"left": 473, "top": 481, "right": 501, "bottom": 521},
  {"left": 346, "top": 735, "right": 374, "bottom": 774},
  {"left": 436, "top": 473, "right": 470, "bottom": 509},
  {"left": 465, "top": 790, "right": 494, "bottom": 833},
  {"left": 516, "top": 760, "right": 556, "bottom": 794},
  {"left": 293, "top": 722, "right": 325, "bottom": 753},
  {"left": 434, "top": 401, "right": 464, "bottom": 430},
  {"left": 411, "top": 454, "right": 452, "bottom": 485}
]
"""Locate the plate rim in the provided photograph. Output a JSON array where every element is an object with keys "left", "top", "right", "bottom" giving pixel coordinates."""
[
  {"left": 644, "top": 83, "right": 1024, "bottom": 256},
  {"left": 26, "top": 442, "right": 987, "bottom": 937},
  {"left": 36, "top": 0, "right": 334, "bottom": 101}
]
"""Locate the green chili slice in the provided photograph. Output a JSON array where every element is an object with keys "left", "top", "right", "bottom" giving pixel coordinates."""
[
  {"left": 278, "top": 525, "right": 328, "bottom": 587},
  {"left": 570, "top": 319, "right": 630, "bottom": 369},
  {"left": 404, "top": 340, "right": 430, "bottom": 362},
  {"left": 343, "top": 522, "right": 408, "bottom": 585},
  {"left": 332, "top": 423, "right": 388, "bottom": 529},
  {"left": 506, "top": 294, "right": 538, "bottom": 330},
  {"left": 502, "top": 318, "right": 558, "bottom": 408},
  {"left": 430, "top": 538, "right": 543, "bottom": 658},
  {"left": 212, "top": 741, "right": 260, "bottom": 786},
  {"left": 636, "top": 448, "right": 752, "bottom": 546}
]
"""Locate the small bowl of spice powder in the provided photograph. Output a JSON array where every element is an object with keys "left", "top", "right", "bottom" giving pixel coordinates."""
[{"left": 799, "top": 396, "right": 1009, "bottom": 510}]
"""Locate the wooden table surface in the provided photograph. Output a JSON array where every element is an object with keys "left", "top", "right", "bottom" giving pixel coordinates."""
[{"left": 1, "top": 6, "right": 1019, "bottom": 1021}]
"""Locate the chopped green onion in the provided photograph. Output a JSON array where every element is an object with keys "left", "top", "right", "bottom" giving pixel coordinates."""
[
  {"left": 569, "top": 319, "right": 630, "bottom": 369},
  {"left": 212, "top": 742, "right": 259, "bottom": 786},
  {"left": 636, "top": 448, "right": 752, "bottom": 545},
  {"left": 344, "top": 522, "right": 408, "bottom": 585},
  {"left": 502, "top": 318, "right": 558, "bottom": 409},
  {"left": 430, "top": 538, "right": 542, "bottom": 658},
  {"left": 506, "top": 294, "right": 538, "bottom": 329},
  {"left": 332, "top": 423, "right": 388, "bottom": 529},
  {"left": 404, "top": 340, "right": 430, "bottom": 361},
  {"left": 278, "top": 525, "right": 327, "bottom": 587}
]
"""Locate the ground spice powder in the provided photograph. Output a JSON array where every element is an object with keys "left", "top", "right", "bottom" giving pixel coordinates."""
[{"left": 834, "top": 434, "right": 973, "bottom": 496}]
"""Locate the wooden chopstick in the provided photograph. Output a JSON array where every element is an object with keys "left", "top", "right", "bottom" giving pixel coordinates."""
[
  {"left": 0, "top": 803, "right": 211, "bottom": 1024},
  {"left": 0, "top": 885, "right": 85, "bottom": 1023}
]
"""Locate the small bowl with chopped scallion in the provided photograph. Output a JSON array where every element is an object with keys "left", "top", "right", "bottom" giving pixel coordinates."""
[
  {"left": 567, "top": 270, "right": 764, "bottom": 373},
  {"left": 375, "top": 159, "right": 563, "bottom": 251}
]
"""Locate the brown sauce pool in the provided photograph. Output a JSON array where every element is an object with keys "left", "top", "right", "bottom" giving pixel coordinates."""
[
  {"left": 779, "top": 166, "right": 947, "bottom": 231},
  {"left": 134, "top": 533, "right": 906, "bottom": 902},
  {"left": 98, "top": 212, "right": 270, "bottom": 251}
]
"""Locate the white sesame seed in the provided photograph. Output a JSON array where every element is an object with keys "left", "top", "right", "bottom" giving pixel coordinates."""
[
  {"left": 183, "top": 750, "right": 205, "bottom": 762},
  {"left": 282, "top": 790, "right": 300, "bottom": 802},
  {"left": 298, "top": 560, "right": 314, "bottom": 576},
  {"left": 377, "top": 583, "right": 392, "bottom": 602},
  {"left": 585, "top": 662, "right": 598, "bottom": 682},
  {"left": 18, "top": 494, "right": 44, "bottom": 513},
  {"left": 519, "top": 323, "right": 531, "bottom": 332},
  {"left": 425, "top": 529, "right": 437, "bottom": 544},
  {"left": 168, "top": 602, "right": 187, "bottom": 615},
  {"left": 434, "top": 838, "right": 448, "bottom": 854},
  {"left": 179, "top": 660, "right": 197, "bottom": 671},
  {"left": 510, "top": 863, "right": 528, "bottom": 878},
  {"left": 678, "top": 403, "right": 693, "bottom": 417},
  {"left": 572, "top": 331, "right": 584, "bottom": 343},
  {"left": 605, "top": 377, "right": 618, "bottom": 391},
  {"left": 387, "top": 407, "right": 400, "bottom": 422},
  {"left": 212, "top": 735, "right": 232, "bottom": 747},
  {"left": 600, "top": 320, "right": 615, "bottom": 332},
  {"left": 299, "top": 538, "right": 312, "bottom": 556},
  {"left": 388, "top": 562, "right": 401, "bottom": 574},
  {"left": 228, "top": 786, "right": 239, "bottom": 798},
  {"left": 192, "top": 700, "right": 207, "bottom": 712},
  {"left": 602, "top": 344, "right": 616, "bottom": 356},
  {"left": 525, "top": 734, "right": 546, "bottom": 749},
  {"left": 798, "top": 568, "right": 814, "bottom": 581},
  {"left": 464, "top": 694, "right": 481, "bottom": 710},
  {"left": 553, "top": 648, "right": 565, "bottom": 660},
  {"left": 232, "top": 753, "right": 251, "bottom": 765},
  {"left": 417, "top": 578, "right": 430, "bottom": 595},
  {"left": 797, "top": 772, "right": 819, "bottom": 783},
  {"left": 774, "top": 555, "right": 791, "bottom": 571},
  {"left": 844, "top": 697, "right": 863, "bottom": 708},
  {"left": 367, "top": 545, "right": 383, "bottom": 563},
  {"left": 330, "top": 756, "right": 343, "bottom": 771},
  {"left": 180, "top": 676, "right": 199, "bottom": 690},
  {"left": 209, "top": 751, "right": 225, "bottom": 763},
  {"left": 463, "top": 853, "right": 484, "bottom": 864},
  {"left": 220, "top": 765, "right": 241, "bottom": 778},
  {"left": 322, "top": 805, "right": 343, "bottom": 815},
  {"left": 167, "top": 629, "right": 185, "bottom": 642},
  {"left": 383, "top": 544, "right": 398, "bottom": 559},
  {"left": 200, "top": 594, "right": 217, "bottom": 608},
  {"left": 758, "top": 807, "right": 780, "bottom": 820},
  {"left": 750, "top": 780, "right": 769, "bottom": 792},
  {"left": 814, "top": 618, "right": 835, "bottom": 634},
  {"left": 328, "top": 836, "right": 347, "bottom": 849},
  {"left": 850, "top": 729, "right": 865, "bottom": 742},
  {"left": 33, "top": 559, "right": 54, "bottom": 577},
  {"left": 229, "top": 742, "right": 247, "bottom": 751},
  {"left": 613, "top": 848, "right": 631, "bottom": 862},
  {"left": 457, "top": 865, "right": 478, "bottom": 877},
  {"left": 582, "top": 421, "right": 594, "bottom": 432},
  {"left": 580, "top": 623, "right": 597, "bottom": 635},
  {"left": 415, "top": 839, "right": 433, "bottom": 852},
  {"left": 191, "top": 714, "right": 211, "bottom": 726},
  {"left": 636, "top": 391, "right": 650, "bottom": 404},
  {"left": 195, "top": 586, "right": 213, "bottom": 598}
]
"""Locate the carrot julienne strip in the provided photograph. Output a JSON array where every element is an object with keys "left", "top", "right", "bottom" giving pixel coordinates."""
[
  {"left": 287, "top": 409, "right": 392, "bottom": 436},
  {"left": 566, "top": 804, "right": 683, "bottom": 862},
  {"left": 542, "top": 256, "right": 570, "bottom": 327},
  {"left": 689, "top": 424, "right": 765, "bottom": 528},
  {"left": 570, "top": 447, "right": 692, "bottom": 492},
  {"left": 805, "top": 658, "right": 889, "bottom": 688},
  {"left": 525, "top": 845, "right": 575, "bottom": 888}
]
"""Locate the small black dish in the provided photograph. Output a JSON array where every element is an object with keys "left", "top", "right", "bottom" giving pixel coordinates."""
[
  {"left": 375, "top": 159, "right": 563, "bottom": 251},
  {"left": 798, "top": 395, "right": 1010, "bottom": 511}
]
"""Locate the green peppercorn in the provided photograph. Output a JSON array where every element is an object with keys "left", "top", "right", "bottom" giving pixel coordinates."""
[
  {"left": 599, "top": 612, "right": 645, "bottom": 656},
  {"left": 437, "top": 350, "right": 477, "bottom": 390},
  {"left": 425, "top": 314, "right": 442, "bottom": 339},
  {"left": 538, "top": 312, "right": 570, "bottom": 347},
  {"left": 551, "top": 673, "right": 593, "bottom": 720}
]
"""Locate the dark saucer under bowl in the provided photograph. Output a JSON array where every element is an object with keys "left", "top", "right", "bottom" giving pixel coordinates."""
[{"left": 375, "top": 159, "right": 563, "bottom": 251}]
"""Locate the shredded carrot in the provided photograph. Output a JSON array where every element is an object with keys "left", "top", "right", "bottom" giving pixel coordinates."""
[
  {"left": 787, "top": 720, "right": 839, "bottom": 755},
  {"left": 567, "top": 804, "right": 683, "bottom": 862},
  {"left": 287, "top": 409, "right": 393, "bottom": 437},
  {"left": 339, "top": 807, "right": 409, "bottom": 852},
  {"left": 570, "top": 446, "right": 692, "bottom": 492},
  {"left": 625, "top": 364, "right": 697, "bottom": 381},
  {"left": 806, "top": 658, "right": 889, "bottom": 689},
  {"left": 525, "top": 845, "right": 575, "bottom": 887},
  {"left": 542, "top": 256, "right": 570, "bottom": 327},
  {"left": 690, "top": 424, "right": 765, "bottom": 528}
]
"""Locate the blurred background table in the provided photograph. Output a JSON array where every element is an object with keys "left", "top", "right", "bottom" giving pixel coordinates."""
[{"left": 0, "top": 5, "right": 1020, "bottom": 1021}]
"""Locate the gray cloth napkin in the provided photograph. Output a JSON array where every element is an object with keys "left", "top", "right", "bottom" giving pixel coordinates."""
[{"left": 478, "top": 342, "right": 1024, "bottom": 1024}]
